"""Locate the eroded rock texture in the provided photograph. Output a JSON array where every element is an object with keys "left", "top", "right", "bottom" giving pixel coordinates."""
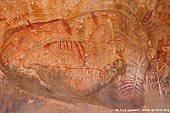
[{"left": 0, "top": 0, "right": 170, "bottom": 113}]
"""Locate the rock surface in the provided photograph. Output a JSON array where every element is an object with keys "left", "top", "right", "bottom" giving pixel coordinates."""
[{"left": 0, "top": 0, "right": 170, "bottom": 113}]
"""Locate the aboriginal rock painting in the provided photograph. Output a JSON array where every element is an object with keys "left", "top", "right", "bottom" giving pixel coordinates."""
[{"left": 0, "top": 0, "right": 170, "bottom": 113}]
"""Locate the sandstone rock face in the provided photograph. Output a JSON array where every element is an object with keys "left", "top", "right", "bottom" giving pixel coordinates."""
[{"left": 0, "top": 0, "right": 170, "bottom": 113}]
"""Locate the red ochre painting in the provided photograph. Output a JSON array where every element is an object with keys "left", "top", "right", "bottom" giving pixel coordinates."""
[{"left": 0, "top": 0, "right": 170, "bottom": 113}]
